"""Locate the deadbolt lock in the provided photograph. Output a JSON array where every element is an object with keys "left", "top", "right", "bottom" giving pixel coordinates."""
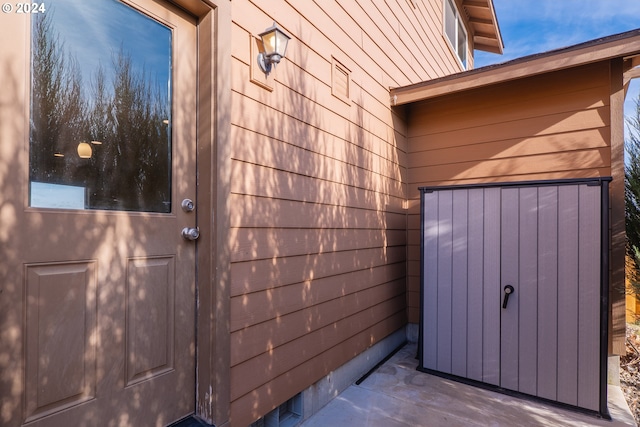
[{"left": 181, "top": 198, "right": 195, "bottom": 212}]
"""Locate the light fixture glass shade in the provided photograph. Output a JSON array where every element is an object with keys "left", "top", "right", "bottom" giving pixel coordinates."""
[
  {"left": 77, "top": 142, "right": 92, "bottom": 159},
  {"left": 260, "top": 22, "right": 291, "bottom": 57},
  {"left": 258, "top": 22, "right": 290, "bottom": 66}
]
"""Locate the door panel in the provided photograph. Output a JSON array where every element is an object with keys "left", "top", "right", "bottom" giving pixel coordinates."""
[
  {"left": 420, "top": 181, "right": 604, "bottom": 413},
  {"left": 557, "top": 185, "right": 580, "bottom": 406},
  {"left": 465, "top": 189, "right": 484, "bottom": 383},
  {"left": 125, "top": 256, "right": 175, "bottom": 387},
  {"left": 0, "top": 1, "right": 198, "bottom": 426},
  {"left": 481, "top": 188, "right": 501, "bottom": 387},
  {"left": 24, "top": 262, "right": 97, "bottom": 423},
  {"left": 577, "top": 185, "right": 601, "bottom": 410},
  {"left": 422, "top": 187, "right": 501, "bottom": 386},
  {"left": 450, "top": 190, "right": 468, "bottom": 378},
  {"left": 537, "top": 186, "right": 559, "bottom": 401},
  {"left": 422, "top": 191, "right": 439, "bottom": 371},
  {"left": 500, "top": 187, "right": 520, "bottom": 392},
  {"left": 436, "top": 190, "right": 453, "bottom": 374}
]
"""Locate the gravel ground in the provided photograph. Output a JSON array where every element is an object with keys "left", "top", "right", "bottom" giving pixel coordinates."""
[{"left": 621, "top": 325, "right": 640, "bottom": 424}]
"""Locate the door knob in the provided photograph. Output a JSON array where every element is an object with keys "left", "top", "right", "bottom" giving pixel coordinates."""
[
  {"left": 181, "top": 227, "right": 200, "bottom": 241},
  {"left": 502, "top": 285, "right": 514, "bottom": 309}
]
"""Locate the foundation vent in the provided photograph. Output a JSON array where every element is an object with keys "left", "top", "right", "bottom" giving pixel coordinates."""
[{"left": 250, "top": 392, "right": 302, "bottom": 427}]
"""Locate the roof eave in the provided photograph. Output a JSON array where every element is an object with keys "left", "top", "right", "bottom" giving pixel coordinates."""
[
  {"left": 391, "top": 29, "right": 640, "bottom": 106},
  {"left": 463, "top": 0, "right": 504, "bottom": 55}
]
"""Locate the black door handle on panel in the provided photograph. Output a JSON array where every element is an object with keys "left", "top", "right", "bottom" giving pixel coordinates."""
[{"left": 502, "top": 285, "right": 514, "bottom": 309}]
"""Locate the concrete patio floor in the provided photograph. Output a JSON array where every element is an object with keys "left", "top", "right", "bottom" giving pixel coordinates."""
[{"left": 300, "top": 343, "right": 637, "bottom": 427}]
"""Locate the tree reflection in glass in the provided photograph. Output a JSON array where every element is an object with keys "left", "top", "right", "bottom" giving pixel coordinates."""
[{"left": 29, "top": 0, "right": 172, "bottom": 212}]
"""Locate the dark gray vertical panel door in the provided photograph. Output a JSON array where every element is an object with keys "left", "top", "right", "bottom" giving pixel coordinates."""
[
  {"left": 421, "top": 188, "right": 501, "bottom": 383},
  {"left": 421, "top": 182, "right": 602, "bottom": 412}
]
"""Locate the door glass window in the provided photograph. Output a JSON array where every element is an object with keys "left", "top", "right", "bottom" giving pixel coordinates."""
[{"left": 29, "top": 0, "right": 172, "bottom": 212}]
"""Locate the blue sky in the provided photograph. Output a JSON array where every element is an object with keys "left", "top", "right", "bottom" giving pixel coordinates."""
[
  {"left": 475, "top": 0, "right": 640, "bottom": 121},
  {"left": 42, "top": 0, "right": 171, "bottom": 97}
]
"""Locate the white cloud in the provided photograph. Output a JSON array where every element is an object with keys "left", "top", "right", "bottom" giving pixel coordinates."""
[
  {"left": 475, "top": 0, "right": 640, "bottom": 127},
  {"left": 477, "top": 0, "right": 640, "bottom": 66}
]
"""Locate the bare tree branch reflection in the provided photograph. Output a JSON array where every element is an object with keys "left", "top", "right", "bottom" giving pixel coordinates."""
[{"left": 30, "top": 11, "right": 171, "bottom": 212}]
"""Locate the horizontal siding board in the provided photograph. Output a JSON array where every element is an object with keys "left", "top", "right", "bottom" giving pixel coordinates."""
[
  {"left": 408, "top": 148, "right": 611, "bottom": 185},
  {"left": 229, "top": 54, "right": 397, "bottom": 141},
  {"left": 230, "top": 312, "right": 405, "bottom": 426},
  {"left": 407, "top": 261, "right": 420, "bottom": 279},
  {"left": 230, "top": 80, "right": 359, "bottom": 148},
  {"left": 407, "top": 62, "right": 610, "bottom": 136},
  {"left": 230, "top": 268, "right": 406, "bottom": 365},
  {"left": 409, "top": 107, "right": 610, "bottom": 151},
  {"left": 407, "top": 275, "right": 420, "bottom": 293},
  {"left": 225, "top": 0, "right": 467, "bottom": 420},
  {"left": 408, "top": 129, "right": 608, "bottom": 169},
  {"left": 230, "top": 96, "right": 406, "bottom": 187},
  {"left": 231, "top": 228, "right": 406, "bottom": 262},
  {"left": 407, "top": 306, "right": 420, "bottom": 323},
  {"left": 231, "top": 21, "right": 251, "bottom": 65},
  {"left": 408, "top": 85, "right": 609, "bottom": 140},
  {"left": 229, "top": 194, "right": 407, "bottom": 229},
  {"left": 339, "top": 0, "right": 421, "bottom": 82},
  {"left": 391, "top": 0, "right": 460, "bottom": 77},
  {"left": 231, "top": 160, "right": 406, "bottom": 212},
  {"left": 406, "top": 289, "right": 420, "bottom": 302},
  {"left": 240, "top": 0, "right": 395, "bottom": 92},
  {"left": 231, "top": 272, "right": 407, "bottom": 334},
  {"left": 406, "top": 229, "right": 421, "bottom": 247},
  {"left": 230, "top": 293, "right": 405, "bottom": 400},
  {"left": 231, "top": 0, "right": 339, "bottom": 82},
  {"left": 407, "top": 212, "right": 421, "bottom": 229},
  {"left": 230, "top": 162, "right": 406, "bottom": 213},
  {"left": 368, "top": 1, "right": 434, "bottom": 77},
  {"left": 230, "top": 246, "right": 406, "bottom": 297}
]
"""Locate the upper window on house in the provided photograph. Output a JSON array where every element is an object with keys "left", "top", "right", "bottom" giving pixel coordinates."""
[{"left": 444, "top": 0, "right": 468, "bottom": 69}]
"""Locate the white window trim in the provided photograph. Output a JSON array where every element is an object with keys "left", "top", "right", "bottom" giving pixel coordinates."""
[{"left": 443, "top": 0, "right": 468, "bottom": 69}]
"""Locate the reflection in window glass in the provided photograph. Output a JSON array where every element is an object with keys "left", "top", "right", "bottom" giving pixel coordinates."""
[
  {"left": 443, "top": 0, "right": 467, "bottom": 69},
  {"left": 29, "top": 0, "right": 172, "bottom": 212},
  {"left": 457, "top": 20, "right": 467, "bottom": 66},
  {"left": 444, "top": 0, "right": 456, "bottom": 50}
]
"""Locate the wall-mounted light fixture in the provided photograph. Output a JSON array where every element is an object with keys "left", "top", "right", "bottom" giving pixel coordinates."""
[{"left": 257, "top": 22, "right": 291, "bottom": 75}]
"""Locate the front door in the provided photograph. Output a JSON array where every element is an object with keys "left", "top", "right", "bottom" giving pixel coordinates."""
[
  {"left": 419, "top": 180, "right": 608, "bottom": 415},
  {"left": 0, "top": 1, "right": 198, "bottom": 425}
]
